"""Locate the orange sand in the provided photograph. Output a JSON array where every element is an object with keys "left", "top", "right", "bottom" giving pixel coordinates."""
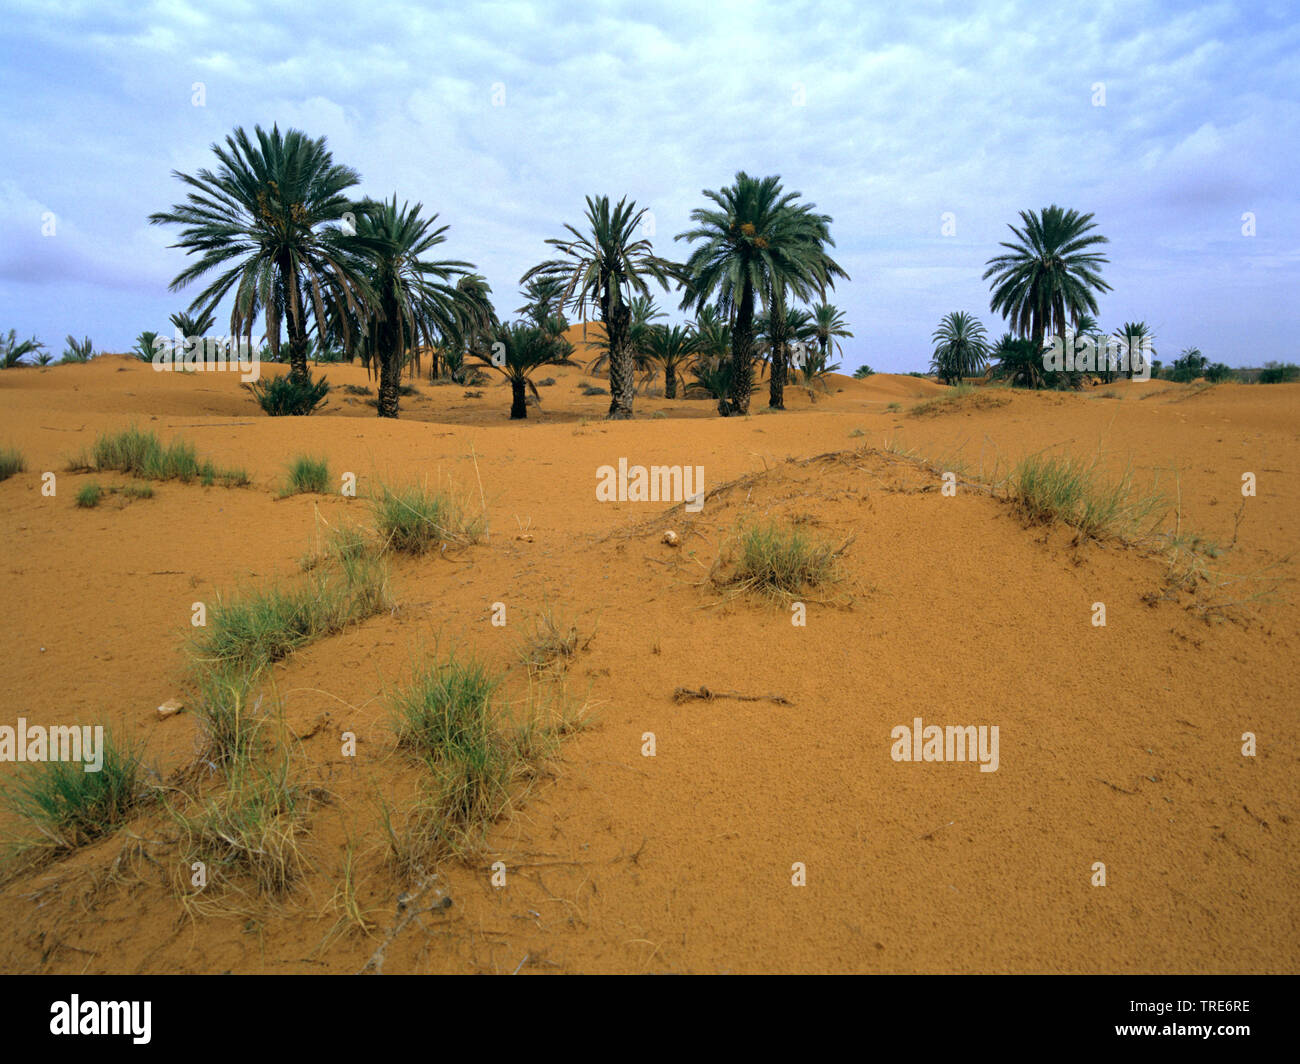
[{"left": 0, "top": 345, "right": 1296, "bottom": 974}]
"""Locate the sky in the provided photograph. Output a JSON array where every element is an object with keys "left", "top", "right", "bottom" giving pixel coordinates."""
[{"left": 1, "top": 0, "right": 1297, "bottom": 372}]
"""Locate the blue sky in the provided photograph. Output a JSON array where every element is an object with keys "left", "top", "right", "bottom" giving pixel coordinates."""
[{"left": 1, "top": 0, "right": 1296, "bottom": 372}]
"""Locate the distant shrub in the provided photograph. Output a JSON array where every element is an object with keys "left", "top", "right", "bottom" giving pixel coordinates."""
[
  {"left": 246, "top": 372, "right": 330, "bottom": 416},
  {"left": 852, "top": 365, "right": 875, "bottom": 379},
  {"left": 1258, "top": 362, "right": 1299, "bottom": 384},
  {"left": 1203, "top": 363, "right": 1235, "bottom": 383}
]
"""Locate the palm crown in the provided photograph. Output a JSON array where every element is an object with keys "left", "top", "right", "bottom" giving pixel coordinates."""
[
  {"left": 983, "top": 205, "right": 1111, "bottom": 353},
  {"left": 149, "top": 124, "right": 372, "bottom": 380}
]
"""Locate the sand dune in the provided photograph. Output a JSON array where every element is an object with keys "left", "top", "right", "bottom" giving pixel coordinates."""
[{"left": 0, "top": 358, "right": 1296, "bottom": 973}]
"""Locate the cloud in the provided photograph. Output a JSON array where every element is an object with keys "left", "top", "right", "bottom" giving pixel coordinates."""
[{"left": 0, "top": 0, "right": 1296, "bottom": 367}]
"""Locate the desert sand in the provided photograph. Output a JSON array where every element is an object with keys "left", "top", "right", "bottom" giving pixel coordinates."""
[{"left": 0, "top": 332, "right": 1296, "bottom": 974}]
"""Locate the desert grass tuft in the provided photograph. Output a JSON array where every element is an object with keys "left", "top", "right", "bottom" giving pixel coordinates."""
[
  {"left": 1007, "top": 452, "right": 1168, "bottom": 543},
  {"left": 0, "top": 731, "right": 143, "bottom": 850},
  {"left": 910, "top": 386, "right": 1010, "bottom": 417},
  {"left": 170, "top": 759, "right": 310, "bottom": 896},
  {"left": 195, "top": 555, "right": 389, "bottom": 672},
  {"left": 372, "top": 483, "right": 484, "bottom": 555},
  {"left": 518, "top": 606, "right": 592, "bottom": 675},
  {"left": 190, "top": 662, "right": 267, "bottom": 768},
  {"left": 72, "top": 427, "right": 248, "bottom": 486},
  {"left": 281, "top": 454, "right": 330, "bottom": 497},
  {"left": 0, "top": 447, "right": 24, "bottom": 481},
  {"left": 713, "top": 519, "right": 846, "bottom": 599},
  {"left": 75, "top": 482, "right": 103, "bottom": 508}
]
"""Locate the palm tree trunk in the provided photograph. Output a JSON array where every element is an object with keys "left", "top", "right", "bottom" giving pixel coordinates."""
[
  {"left": 768, "top": 293, "right": 787, "bottom": 410},
  {"left": 606, "top": 301, "right": 634, "bottom": 420},
  {"left": 730, "top": 284, "right": 755, "bottom": 416},
  {"left": 510, "top": 377, "right": 527, "bottom": 419},
  {"left": 378, "top": 352, "right": 400, "bottom": 418},
  {"left": 665, "top": 364, "right": 677, "bottom": 400}
]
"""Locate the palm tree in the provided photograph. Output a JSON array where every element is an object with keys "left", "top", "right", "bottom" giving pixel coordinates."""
[
  {"left": 522, "top": 195, "right": 676, "bottom": 420},
  {"left": 586, "top": 293, "right": 664, "bottom": 377},
  {"left": 644, "top": 324, "right": 697, "bottom": 399},
  {"left": 169, "top": 308, "right": 217, "bottom": 340},
  {"left": 348, "top": 196, "right": 476, "bottom": 418},
  {"left": 0, "top": 330, "right": 44, "bottom": 368},
  {"left": 983, "top": 205, "right": 1111, "bottom": 367},
  {"left": 811, "top": 302, "right": 853, "bottom": 362},
  {"left": 677, "top": 172, "right": 847, "bottom": 414},
  {"left": 1114, "top": 321, "right": 1155, "bottom": 380},
  {"left": 989, "top": 332, "right": 1044, "bottom": 389},
  {"left": 930, "top": 312, "right": 989, "bottom": 384},
  {"left": 516, "top": 276, "right": 568, "bottom": 328},
  {"left": 761, "top": 306, "right": 816, "bottom": 378},
  {"left": 149, "top": 124, "right": 372, "bottom": 383},
  {"left": 475, "top": 321, "right": 571, "bottom": 419}
]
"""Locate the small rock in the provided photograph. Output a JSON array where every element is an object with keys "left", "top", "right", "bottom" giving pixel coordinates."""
[
  {"left": 662, "top": 530, "right": 679, "bottom": 546},
  {"left": 516, "top": 533, "right": 534, "bottom": 542},
  {"left": 157, "top": 698, "right": 184, "bottom": 720}
]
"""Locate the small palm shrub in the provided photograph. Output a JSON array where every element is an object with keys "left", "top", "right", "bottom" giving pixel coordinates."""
[
  {"left": 61, "top": 335, "right": 94, "bottom": 363},
  {"left": 246, "top": 372, "right": 330, "bottom": 415}
]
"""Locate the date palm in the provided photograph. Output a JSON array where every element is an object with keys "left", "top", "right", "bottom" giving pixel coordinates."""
[
  {"left": 989, "top": 332, "right": 1044, "bottom": 389},
  {"left": 1114, "top": 321, "right": 1155, "bottom": 380},
  {"left": 644, "top": 323, "right": 697, "bottom": 399},
  {"left": 677, "top": 172, "right": 846, "bottom": 414},
  {"left": 516, "top": 276, "right": 568, "bottom": 329},
  {"left": 169, "top": 308, "right": 217, "bottom": 341},
  {"left": 522, "top": 195, "right": 676, "bottom": 419},
  {"left": 0, "top": 330, "right": 44, "bottom": 369},
  {"left": 149, "top": 124, "right": 372, "bottom": 383},
  {"left": 812, "top": 302, "right": 853, "bottom": 364},
  {"left": 930, "top": 311, "right": 989, "bottom": 384},
  {"left": 983, "top": 205, "right": 1111, "bottom": 360},
  {"left": 475, "top": 321, "right": 571, "bottom": 419},
  {"left": 348, "top": 196, "right": 477, "bottom": 418}
]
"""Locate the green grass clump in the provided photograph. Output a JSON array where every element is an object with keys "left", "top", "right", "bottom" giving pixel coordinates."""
[
  {"left": 373, "top": 484, "right": 484, "bottom": 555},
  {"left": 196, "top": 556, "right": 389, "bottom": 672},
  {"left": 191, "top": 663, "right": 266, "bottom": 768},
  {"left": 0, "top": 731, "right": 142, "bottom": 849},
  {"left": 1008, "top": 453, "right": 1168, "bottom": 543},
  {"left": 0, "top": 448, "right": 24, "bottom": 481},
  {"left": 171, "top": 761, "right": 309, "bottom": 896},
  {"left": 75, "top": 482, "right": 103, "bottom": 508},
  {"left": 885, "top": 402, "right": 902, "bottom": 412},
  {"left": 282, "top": 454, "right": 330, "bottom": 497},
  {"left": 75, "top": 427, "right": 248, "bottom": 486},
  {"left": 385, "top": 655, "right": 517, "bottom": 861},
  {"left": 715, "top": 520, "right": 843, "bottom": 599}
]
